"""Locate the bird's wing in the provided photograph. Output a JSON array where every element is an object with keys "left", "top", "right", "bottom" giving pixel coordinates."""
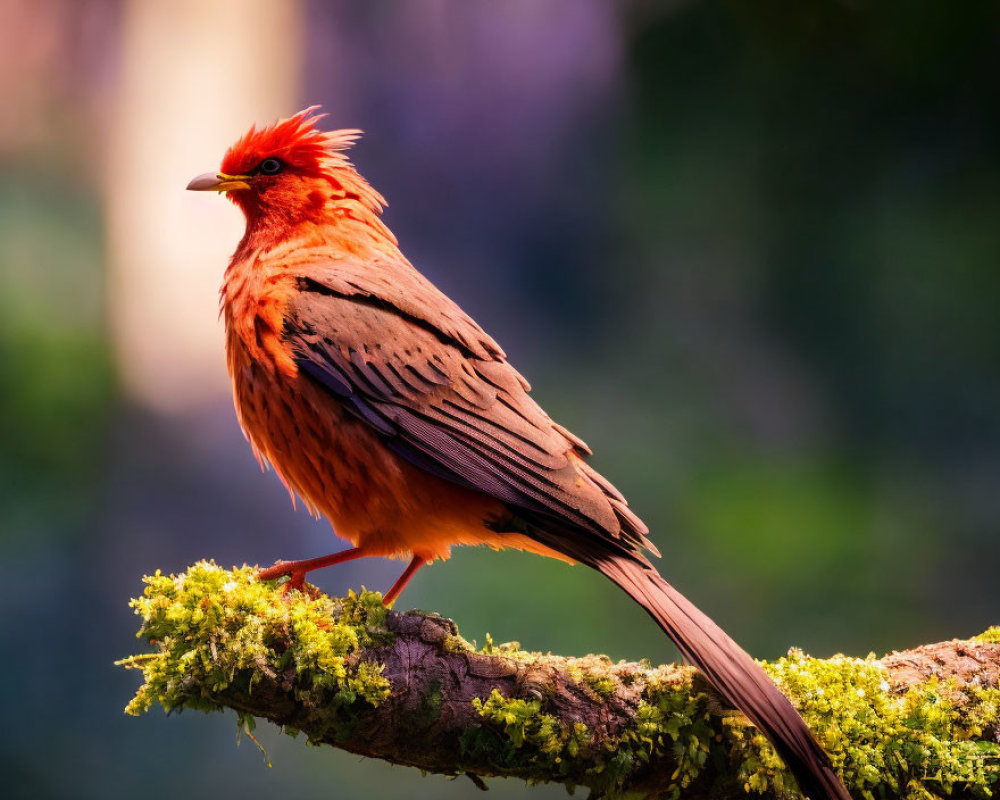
[{"left": 283, "top": 273, "right": 652, "bottom": 560}]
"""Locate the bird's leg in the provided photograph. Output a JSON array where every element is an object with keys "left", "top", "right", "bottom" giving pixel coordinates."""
[
  {"left": 258, "top": 547, "right": 367, "bottom": 592},
  {"left": 382, "top": 555, "right": 427, "bottom": 607}
]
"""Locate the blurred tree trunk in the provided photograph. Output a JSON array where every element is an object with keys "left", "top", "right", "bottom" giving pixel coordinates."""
[{"left": 105, "top": 0, "right": 302, "bottom": 415}]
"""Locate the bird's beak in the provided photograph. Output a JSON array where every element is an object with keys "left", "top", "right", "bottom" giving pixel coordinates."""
[{"left": 186, "top": 172, "right": 252, "bottom": 192}]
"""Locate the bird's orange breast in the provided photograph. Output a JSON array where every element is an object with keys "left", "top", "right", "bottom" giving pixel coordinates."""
[{"left": 224, "top": 296, "right": 570, "bottom": 564}]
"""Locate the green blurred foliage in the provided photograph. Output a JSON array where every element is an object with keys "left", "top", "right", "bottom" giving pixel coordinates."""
[
  {"left": 607, "top": 0, "right": 1000, "bottom": 659},
  {"left": 0, "top": 168, "right": 113, "bottom": 549}
]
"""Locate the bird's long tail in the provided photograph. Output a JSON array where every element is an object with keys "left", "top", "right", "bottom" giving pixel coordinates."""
[{"left": 590, "top": 555, "right": 850, "bottom": 800}]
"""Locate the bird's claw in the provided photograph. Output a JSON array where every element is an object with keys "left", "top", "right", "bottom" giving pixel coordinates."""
[
  {"left": 257, "top": 560, "right": 296, "bottom": 582},
  {"left": 257, "top": 561, "right": 312, "bottom": 596}
]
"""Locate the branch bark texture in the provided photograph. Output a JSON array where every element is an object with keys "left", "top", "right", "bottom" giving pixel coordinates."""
[{"left": 119, "top": 562, "right": 1000, "bottom": 800}]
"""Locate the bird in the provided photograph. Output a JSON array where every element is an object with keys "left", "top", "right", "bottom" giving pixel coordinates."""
[{"left": 187, "top": 107, "right": 850, "bottom": 800}]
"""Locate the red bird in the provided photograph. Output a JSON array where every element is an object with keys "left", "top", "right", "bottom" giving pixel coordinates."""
[{"left": 188, "top": 108, "right": 849, "bottom": 800}]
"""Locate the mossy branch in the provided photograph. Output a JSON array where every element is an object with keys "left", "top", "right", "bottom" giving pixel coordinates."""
[{"left": 119, "top": 562, "right": 1000, "bottom": 800}]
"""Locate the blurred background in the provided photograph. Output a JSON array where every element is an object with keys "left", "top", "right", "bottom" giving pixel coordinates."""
[{"left": 2, "top": 0, "right": 999, "bottom": 798}]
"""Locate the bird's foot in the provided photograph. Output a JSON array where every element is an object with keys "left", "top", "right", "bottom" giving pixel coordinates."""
[
  {"left": 256, "top": 549, "right": 426, "bottom": 606},
  {"left": 257, "top": 561, "right": 313, "bottom": 596},
  {"left": 256, "top": 548, "right": 368, "bottom": 597},
  {"left": 257, "top": 560, "right": 300, "bottom": 583}
]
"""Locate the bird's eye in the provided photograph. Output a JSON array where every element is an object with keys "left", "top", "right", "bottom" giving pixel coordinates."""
[{"left": 258, "top": 158, "right": 283, "bottom": 175}]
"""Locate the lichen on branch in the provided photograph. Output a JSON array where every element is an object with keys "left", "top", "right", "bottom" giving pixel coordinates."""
[
  {"left": 119, "top": 562, "right": 1000, "bottom": 799},
  {"left": 118, "top": 563, "right": 392, "bottom": 719}
]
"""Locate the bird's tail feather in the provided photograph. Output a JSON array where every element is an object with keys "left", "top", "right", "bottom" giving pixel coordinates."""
[{"left": 590, "top": 555, "right": 850, "bottom": 800}]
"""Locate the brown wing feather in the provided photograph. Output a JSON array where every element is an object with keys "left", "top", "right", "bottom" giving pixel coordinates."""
[
  {"left": 282, "top": 269, "right": 652, "bottom": 558},
  {"left": 275, "top": 248, "right": 507, "bottom": 360}
]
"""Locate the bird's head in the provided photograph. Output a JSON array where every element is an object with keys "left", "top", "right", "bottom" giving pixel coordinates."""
[{"left": 187, "top": 107, "right": 388, "bottom": 237}]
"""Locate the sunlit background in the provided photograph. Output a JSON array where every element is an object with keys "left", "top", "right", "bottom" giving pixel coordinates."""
[{"left": 3, "top": 1, "right": 999, "bottom": 798}]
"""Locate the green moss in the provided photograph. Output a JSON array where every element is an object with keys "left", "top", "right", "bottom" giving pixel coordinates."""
[
  {"left": 566, "top": 655, "right": 618, "bottom": 699},
  {"left": 118, "top": 561, "right": 392, "bottom": 722},
  {"left": 472, "top": 689, "right": 590, "bottom": 774},
  {"left": 584, "top": 671, "right": 618, "bottom": 698},
  {"left": 576, "top": 669, "right": 716, "bottom": 798},
  {"left": 441, "top": 634, "right": 475, "bottom": 653},
  {"left": 975, "top": 627, "right": 1000, "bottom": 644},
  {"left": 469, "top": 644, "right": 1000, "bottom": 799},
  {"left": 732, "top": 650, "right": 1000, "bottom": 799},
  {"left": 633, "top": 673, "right": 715, "bottom": 791},
  {"left": 475, "top": 633, "right": 536, "bottom": 661},
  {"left": 468, "top": 667, "right": 713, "bottom": 796}
]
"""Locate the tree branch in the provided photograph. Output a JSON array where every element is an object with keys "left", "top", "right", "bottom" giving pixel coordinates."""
[{"left": 118, "top": 562, "right": 1000, "bottom": 799}]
